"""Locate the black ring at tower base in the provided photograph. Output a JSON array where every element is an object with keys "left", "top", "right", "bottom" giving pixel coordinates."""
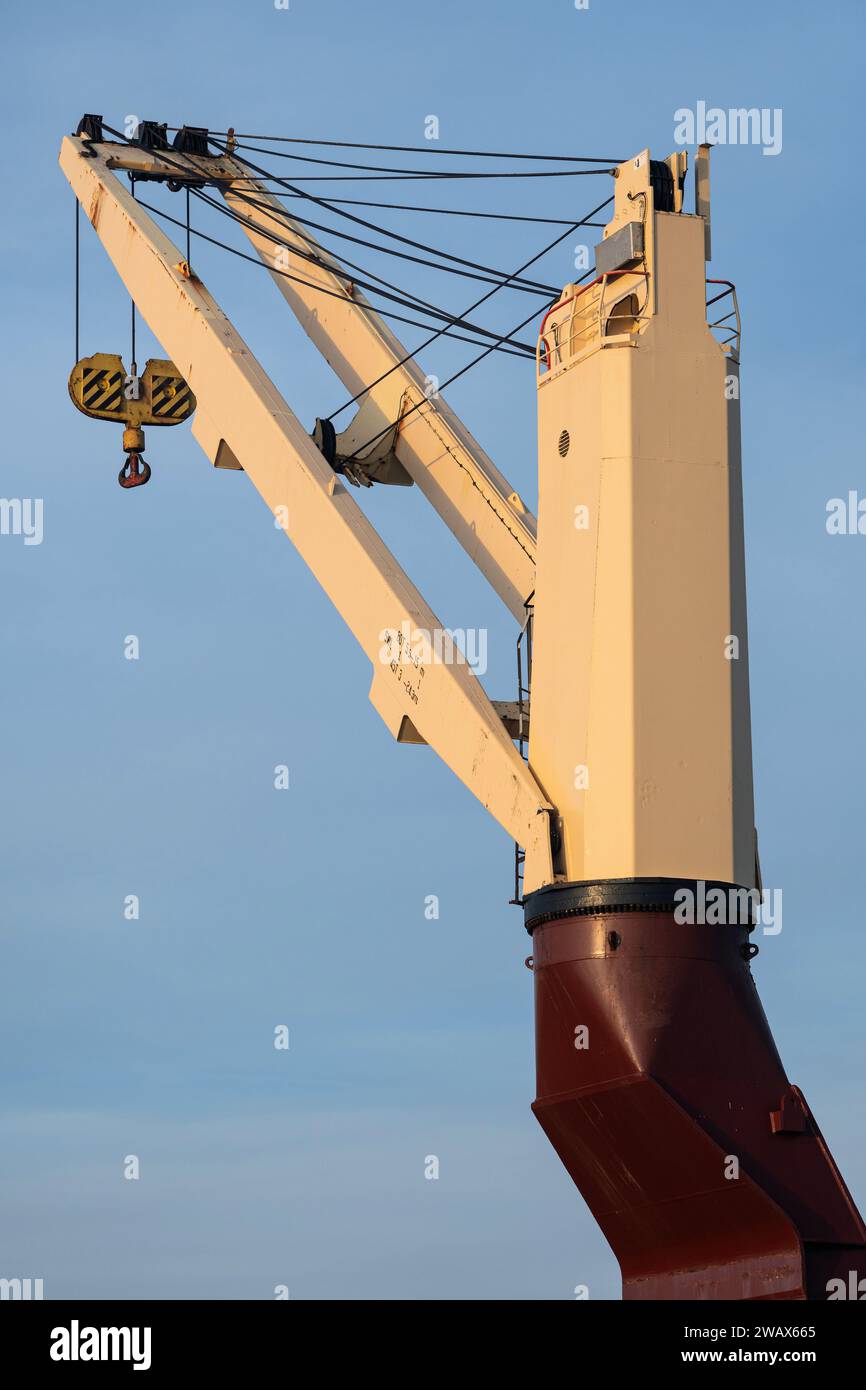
[{"left": 523, "top": 875, "right": 758, "bottom": 933}]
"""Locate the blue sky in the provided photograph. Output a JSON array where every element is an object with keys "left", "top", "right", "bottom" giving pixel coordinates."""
[{"left": 0, "top": 0, "right": 864, "bottom": 1299}]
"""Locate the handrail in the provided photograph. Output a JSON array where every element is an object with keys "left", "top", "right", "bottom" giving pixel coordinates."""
[
  {"left": 539, "top": 268, "right": 648, "bottom": 339},
  {"left": 537, "top": 269, "right": 650, "bottom": 380},
  {"left": 705, "top": 278, "right": 741, "bottom": 358},
  {"left": 537, "top": 273, "right": 741, "bottom": 380}
]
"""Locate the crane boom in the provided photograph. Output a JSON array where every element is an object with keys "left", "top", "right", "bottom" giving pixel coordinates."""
[
  {"left": 58, "top": 133, "right": 555, "bottom": 891},
  {"left": 64, "top": 134, "right": 537, "bottom": 619},
  {"left": 218, "top": 170, "right": 537, "bottom": 621}
]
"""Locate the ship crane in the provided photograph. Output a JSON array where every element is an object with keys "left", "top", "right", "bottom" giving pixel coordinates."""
[{"left": 60, "top": 118, "right": 866, "bottom": 1301}]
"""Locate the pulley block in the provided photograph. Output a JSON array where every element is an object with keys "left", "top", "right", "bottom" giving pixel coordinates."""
[{"left": 68, "top": 353, "right": 196, "bottom": 488}]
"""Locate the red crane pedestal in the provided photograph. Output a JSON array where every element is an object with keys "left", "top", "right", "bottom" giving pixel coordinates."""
[{"left": 526, "top": 879, "right": 866, "bottom": 1301}]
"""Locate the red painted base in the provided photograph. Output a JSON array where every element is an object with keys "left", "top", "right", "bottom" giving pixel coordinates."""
[{"left": 530, "top": 907, "right": 866, "bottom": 1300}]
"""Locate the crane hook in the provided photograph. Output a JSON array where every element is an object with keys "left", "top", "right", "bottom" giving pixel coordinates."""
[
  {"left": 118, "top": 425, "right": 152, "bottom": 489},
  {"left": 118, "top": 452, "right": 151, "bottom": 488}
]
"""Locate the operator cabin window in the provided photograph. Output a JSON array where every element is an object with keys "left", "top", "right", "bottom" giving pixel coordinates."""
[{"left": 604, "top": 292, "right": 640, "bottom": 336}]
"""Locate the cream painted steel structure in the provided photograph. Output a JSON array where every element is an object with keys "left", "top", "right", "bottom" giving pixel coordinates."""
[
  {"left": 532, "top": 150, "right": 756, "bottom": 888},
  {"left": 60, "top": 131, "right": 757, "bottom": 899},
  {"left": 59, "top": 134, "right": 555, "bottom": 891}
]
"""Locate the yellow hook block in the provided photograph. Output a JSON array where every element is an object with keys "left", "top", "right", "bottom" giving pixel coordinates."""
[{"left": 68, "top": 352, "right": 196, "bottom": 427}]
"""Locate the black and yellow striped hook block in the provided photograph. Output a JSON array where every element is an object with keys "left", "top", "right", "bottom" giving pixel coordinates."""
[{"left": 68, "top": 353, "right": 196, "bottom": 487}]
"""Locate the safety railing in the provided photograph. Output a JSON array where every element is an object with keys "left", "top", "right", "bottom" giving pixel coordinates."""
[
  {"left": 706, "top": 279, "right": 741, "bottom": 359},
  {"left": 537, "top": 273, "right": 741, "bottom": 379},
  {"left": 536, "top": 270, "right": 651, "bottom": 383}
]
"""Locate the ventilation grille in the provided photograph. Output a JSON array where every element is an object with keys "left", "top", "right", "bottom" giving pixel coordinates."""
[{"left": 558, "top": 429, "right": 570, "bottom": 458}]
